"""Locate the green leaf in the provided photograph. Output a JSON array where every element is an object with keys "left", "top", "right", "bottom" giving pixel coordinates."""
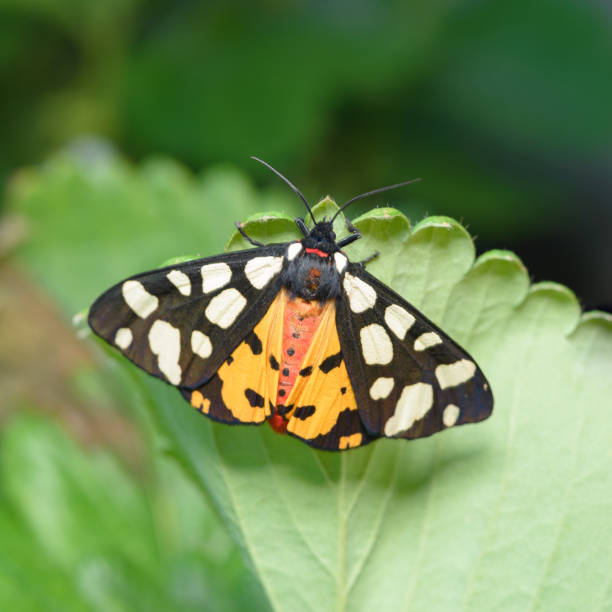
[
  {"left": 0, "top": 414, "right": 169, "bottom": 611},
  {"left": 121, "top": 3, "right": 453, "bottom": 165},
  {"left": 9, "top": 154, "right": 611, "bottom": 610},
  {"left": 0, "top": 509, "right": 89, "bottom": 611},
  {"left": 226, "top": 211, "right": 299, "bottom": 252},
  {"left": 0, "top": 413, "right": 269, "bottom": 612},
  {"left": 138, "top": 205, "right": 612, "bottom": 611},
  {"left": 433, "top": 0, "right": 612, "bottom": 157},
  {"left": 8, "top": 149, "right": 295, "bottom": 312}
]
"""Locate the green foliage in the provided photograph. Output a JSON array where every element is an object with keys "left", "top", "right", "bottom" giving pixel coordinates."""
[
  {"left": 10, "top": 149, "right": 296, "bottom": 312},
  {"left": 2, "top": 0, "right": 611, "bottom": 249},
  {"left": 434, "top": 0, "right": 612, "bottom": 155},
  {"left": 146, "top": 212, "right": 612, "bottom": 611},
  {"left": 0, "top": 414, "right": 268, "bottom": 611},
  {"left": 7, "top": 152, "right": 612, "bottom": 610}
]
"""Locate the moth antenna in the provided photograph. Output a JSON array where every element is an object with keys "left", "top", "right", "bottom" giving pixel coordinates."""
[
  {"left": 250, "top": 156, "right": 316, "bottom": 225},
  {"left": 331, "top": 178, "right": 421, "bottom": 223}
]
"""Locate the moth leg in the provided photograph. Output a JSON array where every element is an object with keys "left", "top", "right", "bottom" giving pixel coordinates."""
[
  {"left": 346, "top": 218, "right": 359, "bottom": 234},
  {"left": 235, "top": 221, "right": 265, "bottom": 247},
  {"left": 295, "top": 217, "right": 309, "bottom": 237},
  {"left": 337, "top": 221, "right": 361, "bottom": 248},
  {"left": 357, "top": 251, "right": 379, "bottom": 266}
]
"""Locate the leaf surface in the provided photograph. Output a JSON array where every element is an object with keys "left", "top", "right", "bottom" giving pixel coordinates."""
[
  {"left": 144, "top": 205, "right": 612, "bottom": 611},
  {"left": 9, "top": 154, "right": 612, "bottom": 611}
]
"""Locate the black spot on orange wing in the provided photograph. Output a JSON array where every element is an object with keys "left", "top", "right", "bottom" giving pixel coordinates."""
[
  {"left": 269, "top": 355, "right": 280, "bottom": 370},
  {"left": 293, "top": 405, "right": 316, "bottom": 420},
  {"left": 319, "top": 351, "right": 342, "bottom": 373},
  {"left": 276, "top": 403, "right": 294, "bottom": 416},
  {"left": 299, "top": 365, "right": 313, "bottom": 377},
  {"left": 340, "top": 387, "right": 347, "bottom": 395},
  {"left": 244, "top": 331, "right": 263, "bottom": 355},
  {"left": 244, "top": 388, "right": 265, "bottom": 408},
  {"left": 226, "top": 355, "right": 234, "bottom": 365}
]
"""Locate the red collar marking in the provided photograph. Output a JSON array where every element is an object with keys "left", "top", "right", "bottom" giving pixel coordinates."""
[{"left": 305, "top": 247, "right": 329, "bottom": 258}]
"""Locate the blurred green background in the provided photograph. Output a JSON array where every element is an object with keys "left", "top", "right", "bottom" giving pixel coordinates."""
[
  {"left": 2, "top": 0, "right": 612, "bottom": 308},
  {"left": 0, "top": 0, "right": 610, "bottom": 609}
]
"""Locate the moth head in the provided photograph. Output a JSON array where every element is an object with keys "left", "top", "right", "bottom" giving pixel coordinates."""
[{"left": 308, "top": 220, "right": 336, "bottom": 243}]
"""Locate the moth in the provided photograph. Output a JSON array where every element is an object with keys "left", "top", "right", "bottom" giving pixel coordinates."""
[{"left": 89, "top": 158, "right": 493, "bottom": 451}]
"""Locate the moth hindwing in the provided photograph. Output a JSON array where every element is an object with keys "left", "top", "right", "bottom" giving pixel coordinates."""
[{"left": 89, "top": 200, "right": 493, "bottom": 451}]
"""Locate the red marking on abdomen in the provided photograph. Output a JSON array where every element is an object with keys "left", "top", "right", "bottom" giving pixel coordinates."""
[
  {"left": 305, "top": 247, "right": 329, "bottom": 258},
  {"left": 269, "top": 295, "right": 325, "bottom": 428},
  {"left": 267, "top": 414, "right": 288, "bottom": 434}
]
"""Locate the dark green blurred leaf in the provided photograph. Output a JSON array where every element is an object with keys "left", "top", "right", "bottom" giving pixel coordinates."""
[
  {"left": 432, "top": 0, "right": 612, "bottom": 156},
  {"left": 120, "top": 2, "right": 452, "bottom": 165},
  {"left": 2, "top": 0, "right": 610, "bottom": 313}
]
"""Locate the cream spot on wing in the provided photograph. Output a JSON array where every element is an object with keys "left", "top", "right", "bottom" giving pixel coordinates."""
[
  {"left": 287, "top": 242, "right": 303, "bottom": 261},
  {"left": 360, "top": 323, "right": 393, "bottom": 365},
  {"left": 148, "top": 320, "right": 182, "bottom": 385},
  {"left": 384, "top": 383, "right": 434, "bottom": 436},
  {"left": 201, "top": 262, "right": 232, "bottom": 294},
  {"left": 334, "top": 252, "right": 348, "bottom": 273},
  {"left": 114, "top": 327, "right": 133, "bottom": 350},
  {"left": 122, "top": 280, "right": 158, "bottom": 319},
  {"left": 205, "top": 288, "right": 247, "bottom": 329},
  {"left": 414, "top": 331, "right": 443, "bottom": 351},
  {"left": 436, "top": 359, "right": 476, "bottom": 389},
  {"left": 339, "top": 433, "right": 363, "bottom": 449},
  {"left": 443, "top": 404, "right": 461, "bottom": 427},
  {"left": 166, "top": 269, "right": 191, "bottom": 296},
  {"left": 190, "top": 390, "right": 210, "bottom": 414},
  {"left": 191, "top": 330, "right": 212, "bottom": 359},
  {"left": 244, "top": 256, "right": 283, "bottom": 289},
  {"left": 369, "top": 377, "right": 395, "bottom": 400},
  {"left": 343, "top": 273, "right": 376, "bottom": 313},
  {"left": 384, "top": 304, "right": 415, "bottom": 340}
]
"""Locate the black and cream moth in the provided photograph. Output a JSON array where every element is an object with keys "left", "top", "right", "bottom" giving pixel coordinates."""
[{"left": 89, "top": 161, "right": 493, "bottom": 451}]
